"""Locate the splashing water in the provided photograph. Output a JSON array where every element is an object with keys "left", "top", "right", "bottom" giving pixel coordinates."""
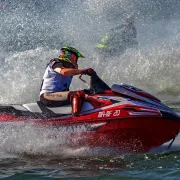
[
  {"left": 0, "top": 0, "right": 180, "bottom": 104},
  {"left": 0, "top": 0, "right": 180, "bottom": 158}
]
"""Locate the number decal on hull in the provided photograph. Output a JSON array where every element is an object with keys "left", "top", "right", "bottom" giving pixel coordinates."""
[{"left": 98, "top": 110, "right": 120, "bottom": 118}]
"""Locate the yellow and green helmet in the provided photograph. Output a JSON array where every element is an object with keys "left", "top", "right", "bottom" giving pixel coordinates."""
[
  {"left": 61, "top": 46, "right": 85, "bottom": 58},
  {"left": 59, "top": 46, "right": 85, "bottom": 68}
]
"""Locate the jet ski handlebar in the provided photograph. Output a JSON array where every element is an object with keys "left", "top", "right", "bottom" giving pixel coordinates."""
[{"left": 79, "top": 70, "right": 111, "bottom": 94}]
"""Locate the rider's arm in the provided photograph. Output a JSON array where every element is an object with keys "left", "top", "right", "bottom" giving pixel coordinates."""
[
  {"left": 55, "top": 67, "right": 84, "bottom": 76},
  {"left": 109, "top": 24, "right": 124, "bottom": 32},
  {"left": 52, "top": 62, "right": 83, "bottom": 76}
]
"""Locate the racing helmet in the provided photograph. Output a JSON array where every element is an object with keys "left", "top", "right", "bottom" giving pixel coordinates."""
[
  {"left": 59, "top": 46, "right": 85, "bottom": 68},
  {"left": 126, "top": 15, "right": 134, "bottom": 24}
]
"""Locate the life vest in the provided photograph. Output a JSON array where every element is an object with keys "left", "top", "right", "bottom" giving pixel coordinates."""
[{"left": 40, "top": 59, "right": 73, "bottom": 95}]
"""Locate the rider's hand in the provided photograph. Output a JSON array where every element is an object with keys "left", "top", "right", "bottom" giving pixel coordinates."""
[{"left": 81, "top": 68, "right": 94, "bottom": 76}]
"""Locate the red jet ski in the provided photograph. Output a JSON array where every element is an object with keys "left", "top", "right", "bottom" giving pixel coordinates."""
[{"left": 0, "top": 71, "right": 180, "bottom": 153}]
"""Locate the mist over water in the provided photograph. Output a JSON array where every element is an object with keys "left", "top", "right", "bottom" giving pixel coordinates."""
[{"left": 0, "top": 0, "right": 180, "bottom": 104}]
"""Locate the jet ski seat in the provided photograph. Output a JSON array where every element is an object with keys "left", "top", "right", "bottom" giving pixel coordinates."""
[
  {"left": 23, "top": 101, "right": 94, "bottom": 115},
  {"left": 23, "top": 102, "right": 72, "bottom": 114}
]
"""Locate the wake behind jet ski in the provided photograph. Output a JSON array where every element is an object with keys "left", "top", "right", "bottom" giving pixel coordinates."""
[{"left": 0, "top": 70, "right": 180, "bottom": 154}]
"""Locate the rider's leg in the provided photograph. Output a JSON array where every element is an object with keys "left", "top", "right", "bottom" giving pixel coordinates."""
[
  {"left": 68, "top": 90, "right": 85, "bottom": 117},
  {"left": 40, "top": 90, "right": 86, "bottom": 116},
  {"left": 40, "top": 91, "right": 70, "bottom": 107}
]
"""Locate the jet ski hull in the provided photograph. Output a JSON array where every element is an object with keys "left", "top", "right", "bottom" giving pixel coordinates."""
[
  {"left": 40, "top": 117, "right": 180, "bottom": 153},
  {"left": 0, "top": 106, "right": 179, "bottom": 153}
]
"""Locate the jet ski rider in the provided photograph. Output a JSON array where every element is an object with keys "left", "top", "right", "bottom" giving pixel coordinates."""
[
  {"left": 40, "top": 46, "right": 94, "bottom": 116},
  {"left": 96, "top": 15, "right": 137, "bottom": 53}
]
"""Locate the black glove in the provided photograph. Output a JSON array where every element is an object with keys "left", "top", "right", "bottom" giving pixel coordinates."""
[{"left": 81, "top": 68, "right": 95, "bottom": 76}]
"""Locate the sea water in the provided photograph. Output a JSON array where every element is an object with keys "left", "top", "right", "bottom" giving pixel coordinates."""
[{"left": 0, "top": 0, "right": 180, "bottom": 179}]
